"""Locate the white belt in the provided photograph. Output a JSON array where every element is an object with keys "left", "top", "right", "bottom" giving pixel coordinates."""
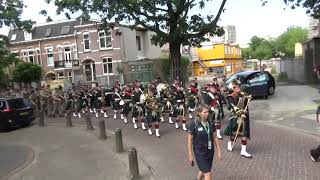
[
  {"left": 115, "top": 98, "right": 121, "bottom": 101},
  {"left": 177, "top": 100, "right": 182, "bottom": 103}
]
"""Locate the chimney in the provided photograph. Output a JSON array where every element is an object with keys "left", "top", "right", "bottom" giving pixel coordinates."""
[{"left": 46, "top": 16, "right": 53, "bottom": 23}]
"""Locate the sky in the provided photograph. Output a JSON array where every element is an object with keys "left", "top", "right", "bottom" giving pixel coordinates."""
[{"left": 0, "top": 0, "right": 310, "bottom": 46}]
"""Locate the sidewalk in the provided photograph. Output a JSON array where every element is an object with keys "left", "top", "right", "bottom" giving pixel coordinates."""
[{"left": 0, "top": 124, "right": 154, "bottom": 180}]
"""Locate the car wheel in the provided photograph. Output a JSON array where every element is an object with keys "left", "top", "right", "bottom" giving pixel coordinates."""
[{"left": 268, "top": 86, "right": 275, "bottom": 95}]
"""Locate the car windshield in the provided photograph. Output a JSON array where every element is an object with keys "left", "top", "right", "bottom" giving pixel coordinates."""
[{"left": 7, "top": 99, "right": 28, "bottom": 109}]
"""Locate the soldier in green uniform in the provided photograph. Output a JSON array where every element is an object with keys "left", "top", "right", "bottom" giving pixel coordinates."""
[
  {"left": 29, "top": 88, "right": 40, "bottom": 117},
  {"left": 224, "top": 82, "right": 252, "bottom": 158},
  {"left": 39, "top": 86, "right": 48, "bottom": 115},
  {"left": 45, "top": 85, "right": 53, "bottom": 117}
]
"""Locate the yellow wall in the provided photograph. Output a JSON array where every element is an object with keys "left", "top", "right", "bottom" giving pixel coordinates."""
[{"left": 194, "top": 44, "right": 243, "bottom": 76}]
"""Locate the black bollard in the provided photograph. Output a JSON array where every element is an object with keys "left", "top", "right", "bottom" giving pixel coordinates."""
[
  {"left": 99, "top": 120, "right": 107, "bottom": 140},
  {"left": 38, "top": 110, "right": 45, "bottom": 127},
  {"left": 128, "top": 147, "right": 140, "bottom": 180},
  {"left": 85, "top": 112, "right": 94, "bottom": 131},
  {"left": 65, "top": 110, "right": 73, "bottom": 127},
  {"left": 115, "top": 128, "right": 124, "bottom": 153}
]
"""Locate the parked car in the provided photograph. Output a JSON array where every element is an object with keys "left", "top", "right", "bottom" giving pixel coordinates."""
[
  {"left": 225, "top": 71, "right": 276, "bottom": 99},
  {"left": 0, "top": 97, "right": 35, "bottom": 131}
]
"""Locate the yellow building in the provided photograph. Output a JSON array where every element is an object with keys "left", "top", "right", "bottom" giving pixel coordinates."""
[{"left": 193, "top": 43, "right": 243, "bottom": 76}]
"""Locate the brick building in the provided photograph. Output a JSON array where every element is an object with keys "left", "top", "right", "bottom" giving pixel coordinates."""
[{"left": 7, "top": 19, "right": 161, "bottom": 87}]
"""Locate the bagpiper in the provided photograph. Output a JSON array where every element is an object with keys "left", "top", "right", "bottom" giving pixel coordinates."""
[
  {"left": 224, "top": 82, "right": 252, "bottom": 158},
  {"left": 206, "top": 84, "right": 223, "bottom": 139},
  {"left": 145, "top": 88, "right": 161, "bottom": 137},
  {"left": 111, "top": 85, "right": 122, "bottom": 120},
  {"left": 159, "top": 82, "right": 174, "bottom": 124},
  {"left": 187, "top": 80, "right": 200, "bottom": 119},
  {"left": 172, "top": 83, "right": 187, "bottom": 131},
  {"left": 121, "top": 85, "right": 133, "bottom": 124},
  {"left": 132, "top": 84, "right": 147, "bottom": 129}
]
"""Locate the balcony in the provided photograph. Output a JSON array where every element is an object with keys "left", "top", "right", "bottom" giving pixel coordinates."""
[{"left": 54, "top": 60, "right": 80, "bottom": 69}]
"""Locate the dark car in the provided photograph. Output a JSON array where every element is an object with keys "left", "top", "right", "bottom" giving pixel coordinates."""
[
  {"left": 0, "top": 97, "right": 35, "bottom": 131},
  {"left": 226, "top": 71, "right": 276, "bottom": 99}
]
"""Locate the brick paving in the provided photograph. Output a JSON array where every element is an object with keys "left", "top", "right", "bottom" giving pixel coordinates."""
[{"left": 45, "top": 110, "right": 320, "bottom": 180}]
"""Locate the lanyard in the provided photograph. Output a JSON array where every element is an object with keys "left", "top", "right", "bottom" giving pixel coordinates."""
[{"left": 201, "top": 121, "right": 211, "bottom": 141}]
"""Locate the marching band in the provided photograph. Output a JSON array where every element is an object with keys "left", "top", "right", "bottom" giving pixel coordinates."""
[{"left": 27, "top": 77, "right": 252, "bottom": 157}]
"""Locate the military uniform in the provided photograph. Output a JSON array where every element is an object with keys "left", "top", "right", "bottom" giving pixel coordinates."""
[
  {"left": 159, "top": 83, "right": 174, "bottom": 124},
  {"left": 121, "top": 87, "right": 133, "bottom": 124},
  {"left": 187, "top": 83, "right": 199, "bottom": 119},
  {"left": 206, "top": 84, "right": 222, "bottom": 139},
  {"left": 132, "top": 86, "right": 146, "bottom": 129},
  {"left": 111, "top": 87, "right": 122, "bottom": 119},
  {"left": 145, "top": 89, "right": 161, "bottom": 137},
  {"left": 224, "top": 83, "right": 252, "bottom": 158},
  {"left": 172, "top": 85, "right": 187, "bottom": 131}
]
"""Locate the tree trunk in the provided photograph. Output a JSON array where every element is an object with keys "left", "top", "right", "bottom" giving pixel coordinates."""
[{"left": 169, "top": 42, "right": 182, "bottom": 83}]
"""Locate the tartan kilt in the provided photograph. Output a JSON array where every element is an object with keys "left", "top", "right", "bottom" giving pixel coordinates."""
[
  {"left": 188, "top": 97, "right": 197, "bottom": 111},
  {"left": 173, "top": 104, "right": 185, "bottom": 117},
  {"left": 146, "top": 109, "right": 160, "bottom": 123},
  {"left": 132, "top": 104, "right": 145, "bottom": 118},
  {"left": 161, "top": 100, "right": 173, "bottom": 113},
  {"left": 224, "top": 116, "right": 250, "bottom": 139},
  {"left": 112, "top": 100, "right": 121, "bottom": 110}
]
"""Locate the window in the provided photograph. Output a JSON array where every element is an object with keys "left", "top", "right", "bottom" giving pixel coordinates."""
[
  {"left": 11, "top": 34, "right": 17, "bottom": 41},
  {"left": 46, "top": 47, "right": 54, "bottom": 66},
  {"left": 102, "top": 57, "right": 113, "bottom": 75},
  {"left": 57, "top": 47, "right": 63, "bottom": 61},
  {"left": 136, "top": 36, "right": 141, "bottom": 51},
  {"left": 61, "top": 26, "right": 70, "bottom": 35},
  {"left": 21, "top": 50, "right": 27, "bottom": 62},
  {"left": 83, "top": 33, "right": 90, "bottom": 51},
  {"left": 224, "top": 46, "right": 228, "bottom": 55},
  {"left": 64, "top": 46, "right": 71, "bottom": 64},
  {"left": 24, "top": 31, "right": 32, "bottom": 41},
  {"left": 57, "top": 72, "right": 64, "bottom": 79},
  {"left": 68, "top": 72, "right": 72, "bottom": 81},
  {"left": 248, "top": 73, "right": 268, "bottom": 84},
  {"left": 36, "top": 49, "right": 41, "bottom": 65},
  {"left": 131, "top": 65, "right": 135, "bottom": 72},
  {"left": 99, "top": 31, "right": 112, "bottom": 49},
  {"left": 27, "top": 50, "right": 34, "bottom": 63},
  {"left": 45, "top": 28, "right": 52, "bottom": 37}
]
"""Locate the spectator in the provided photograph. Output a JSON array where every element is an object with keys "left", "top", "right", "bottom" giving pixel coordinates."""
[{"left": 187, "top": 105, "right": 222, "bottom": 180}]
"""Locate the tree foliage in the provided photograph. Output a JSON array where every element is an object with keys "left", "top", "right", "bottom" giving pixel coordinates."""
[
  {"left": 262, "top": 0, "right": 320, "bottom": 19},
  {"left": 44, "top": 0, "right": 227, "bottom": 81},
  {"left": 13, "top": 63, "right": 42, "bottom": 83},
  {"left": 276, "top": 26, "right": 308, "bottom": 57},
  {"left": 242, "top": 26, "right": 308, "bottom": 60},
  {"left": 0, "top": 0, "right": 32, "bottom": 31}
]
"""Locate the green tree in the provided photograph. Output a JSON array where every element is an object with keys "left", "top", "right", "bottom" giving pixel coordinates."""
[
  {"left": 262, "top": 0, "right": 320, "bottom": 19},
  {"left": 0, "top": 0, "right": 33, "bottom": 86},
  {"left": 44, "top": 0, "right": 227, "bottom": 82},
  {"left": 0, "top": 0, "right": 32, "bottom": 31},
  {"left": 276, "top": 26, "right": 308, "bottom": 58},
  {"left": 13, "top": 63, "right": 42, "bottom": 84},
  {"left": 241, "top": 47, "right": 252, "bottom": 60}
]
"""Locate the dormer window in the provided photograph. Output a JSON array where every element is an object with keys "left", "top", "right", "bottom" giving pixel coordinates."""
[
  {"left": 45, "top": 28, "right": 52, "bottom": 37},
  {"left": 24, "top": 31, "right": 32, "bottom": 41},
  {"left": 11, "top": 34, "right": 17, "bottom": 41},
  {"left": 61, "top": 26, "right": 70, "bottom": 35}
]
